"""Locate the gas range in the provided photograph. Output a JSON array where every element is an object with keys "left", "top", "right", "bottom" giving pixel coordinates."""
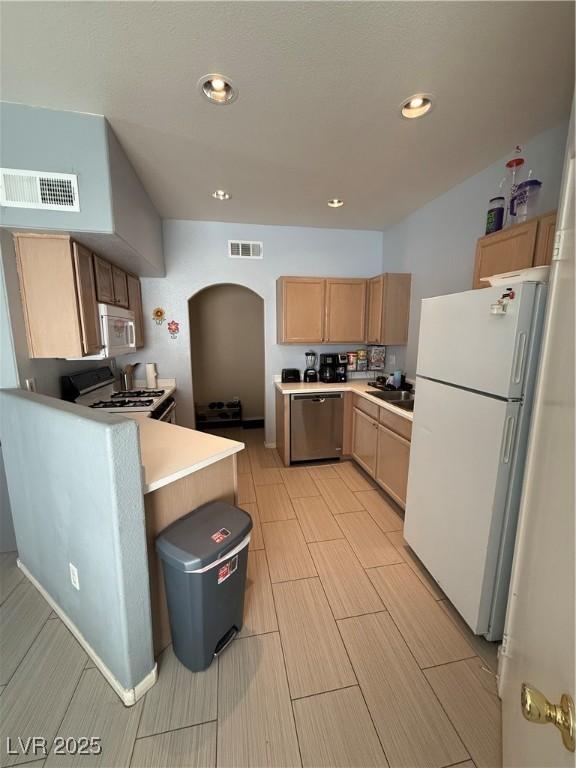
[{"left": 61, "top": 366, "right": 176, "bottom": 419}]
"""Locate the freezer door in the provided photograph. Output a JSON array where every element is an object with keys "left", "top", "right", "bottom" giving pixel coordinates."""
[
  {"left": 416, "top": 282, "right": 542, "bottom": 398},
  {"left": 404, "top": 377, "right": 520, "bottom": 635}
]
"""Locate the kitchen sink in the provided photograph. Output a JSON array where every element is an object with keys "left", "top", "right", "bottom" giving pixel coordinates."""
[
  {"left": 394, "top": 400, "right": 414, "bottom": 412},
  {"left": 365, "top": 389, "right": 414, "bottom": 402}
]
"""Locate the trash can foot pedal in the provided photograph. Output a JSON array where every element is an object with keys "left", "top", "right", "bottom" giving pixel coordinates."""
[{"left": 214, "top": 627, "right": 238, "bottom": 657}]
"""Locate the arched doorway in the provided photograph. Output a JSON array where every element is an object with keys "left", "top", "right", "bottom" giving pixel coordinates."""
[{"left": 188, "top": 283, "right": 265, "bottom": 432}]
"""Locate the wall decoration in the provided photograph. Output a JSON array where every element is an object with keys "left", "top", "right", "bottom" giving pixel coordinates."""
[
  {"left": 167, "top": 320, "right": 180, "bottom": 339},
  {"left": 152, "top": 307, "right": 166, "bottom": 325}
]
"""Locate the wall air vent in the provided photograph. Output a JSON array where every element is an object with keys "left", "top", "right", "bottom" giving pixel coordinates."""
[
  {"left": 228, "top": 240, "right": 263, "bottom": 259},
  {"left": 0, "top": 168, "right": 80, "bottom": 211}
]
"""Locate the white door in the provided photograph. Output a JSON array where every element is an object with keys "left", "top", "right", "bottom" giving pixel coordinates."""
[
  {"left": 416, "top": 281, "right": 541, "bottom": 398},
  {"left": 499, "top": 126, "right": 575, "bottom": 767},
  {"left": 404, "top": 376, "right": 520, "bottom": 635}
]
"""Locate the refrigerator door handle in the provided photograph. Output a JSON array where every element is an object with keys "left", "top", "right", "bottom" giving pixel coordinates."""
[
  {"left": 501, "top": 415, "right": 516, "bottom": 464},
  {"left": 512, "top": 331, "right": 528, "bottom": 384}
]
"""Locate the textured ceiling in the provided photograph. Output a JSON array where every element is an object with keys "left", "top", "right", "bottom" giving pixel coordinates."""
[{"left": 1, "top": 1, "right": 574, "bottom": 230}]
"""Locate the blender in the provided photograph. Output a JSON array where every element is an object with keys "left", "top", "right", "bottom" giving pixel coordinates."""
[{"left": 304, "top": 351, "right": 318, "bottom": 382}]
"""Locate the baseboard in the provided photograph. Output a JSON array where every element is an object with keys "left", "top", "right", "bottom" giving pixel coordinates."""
[
  {"left": 264, "top": 442, "right": 277, "bottom": 449},
  {"left": 17, "top": 559, "right": 158, "bottom": 707}
]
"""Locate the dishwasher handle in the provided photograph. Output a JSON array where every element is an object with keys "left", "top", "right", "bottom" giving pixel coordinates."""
[{"left": 291, "top": 393, "right": 343, "bottom": 401}]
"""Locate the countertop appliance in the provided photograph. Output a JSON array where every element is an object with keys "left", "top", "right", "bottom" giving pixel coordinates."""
[
  {"left": 281, "top": 368, "right": 300, "bottom": 383},
  {"left": 303, "top": 351, "right": 318, "bottom": 383},
  {"left": 335, "top": 353, "right": 347, "bottom": 383},
  {"left": 67, "top": 304, "right": 137, "bottom": 360},
  {"left": 290, "top": 393, "right": 343, "bottom": 462},
  {"left": 404, "top": 281, "right": 547, "bottom": 641},
  {"left": 61, "top": 366, "right": 176, "bottom": 421},
  {"left": 318, "top": 353, "right": 337, "bottom": 383}
]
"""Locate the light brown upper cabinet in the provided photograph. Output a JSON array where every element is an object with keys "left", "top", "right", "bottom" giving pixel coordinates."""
[
  {"left": 277, "top": 277, "right": 326, "bottom": 343},
  {"left": 93, "top": 254, "right": 115, "bottom": 304},
  {"left": 112, "top": 266, "right": 129, "bottom": 308},
  {"left": 473, "top": 212, "right": 557, "bottom": 289},
  {"left": 126, "top": 273, "right": 145, "bottom": 348},
  {"left": 14, "top": 233, "right": 103, "bottom": 358},
  {"left": 366, "top": 273, "right": 412, "bottom": 345},
  {"left": 324, "top": 278, "right": 367, "bottom": 343}
]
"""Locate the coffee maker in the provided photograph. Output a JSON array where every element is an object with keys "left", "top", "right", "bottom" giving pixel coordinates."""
[
  {"left": 304, "top": 351, "right": 318, "bottom": 383},
  {"left": 335, "top": 353, "right": 347, "bottom": 382},
  {"left": 319, "top": 353, "right": 337, "bottom": 383}
]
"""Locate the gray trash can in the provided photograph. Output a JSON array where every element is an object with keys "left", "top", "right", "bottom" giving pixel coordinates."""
[{"left": 156, "top": 500, "right": 252, "bottom": 672}]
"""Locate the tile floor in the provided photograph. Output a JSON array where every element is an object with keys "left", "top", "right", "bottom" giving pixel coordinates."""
[{"left": 0, "top": 428, "right": 501, "bottom": 768}]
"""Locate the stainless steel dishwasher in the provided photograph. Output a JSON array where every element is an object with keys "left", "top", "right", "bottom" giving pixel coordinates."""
[{"left": 290, "top": 393, "right": 343, "bottom": 462}]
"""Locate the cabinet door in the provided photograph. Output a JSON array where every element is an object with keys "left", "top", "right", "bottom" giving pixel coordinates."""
[
  {"left": 352, "top": 407, "right": 378, "bottom": 476},
  {"left": 366, "top": 276, "right": 383, "bottom": 343},
  {"left": 126, "top": 273, "right": 145, "bottom": 348},
  {"left": 381, "top": 273, "right": 411, "bottom": 345},
  {"left": 112, "top": 266, "right": 129, "bottom": 308},
  {"left": 277, "top": 278, "right": 325, "bottom": 343},
  {"left": 533, "top": 212, "right": 557, "bottom": 267},
  {"left": 93, "top": 255, "right": 115, "bottom": 304},
  {"left": 72, "top": 243, "right": 103, "bottom": 356},
  {"left": 375, "top": 424, "right": 411, "bottom": 508},
  {"left": 472, "top": 219, "right": 538, "bottom": 289},
  {"left": 325, "top": 279, "right": 367, "bottom": 343}
]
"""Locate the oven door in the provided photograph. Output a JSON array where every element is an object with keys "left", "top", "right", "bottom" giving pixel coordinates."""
[{"left": 152, "top": 397, "right": 176, "bottom": 423}]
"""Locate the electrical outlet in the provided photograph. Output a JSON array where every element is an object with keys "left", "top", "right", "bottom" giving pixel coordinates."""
[{"left": 69, "top": 563, "right": 80, "bottom": 590}]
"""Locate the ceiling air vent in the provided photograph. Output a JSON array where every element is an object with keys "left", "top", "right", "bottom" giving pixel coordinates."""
[
  {"left": 0, "top": 168, "right": 80, "bottom": 211},
  {"left": 228, "top": 240, "right": 263, "bottom": 259}
]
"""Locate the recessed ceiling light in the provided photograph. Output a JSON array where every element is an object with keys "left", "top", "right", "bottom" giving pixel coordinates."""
[
  {"left": 212, "top": 189, "right": 231, "bottom": 201},
  {"left": 327, "top": 199, "right": 344, "bottom": 208},
  {"left": 198, "top": 74, "right": 238, "bottom": 105},
  {"left": 400, "top": 94, "right": 434, "bottom": 119}
]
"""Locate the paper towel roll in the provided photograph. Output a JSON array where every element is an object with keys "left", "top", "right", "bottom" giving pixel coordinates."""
[{"left": 146, "top": 363, "right": 158, "bottom": 389}]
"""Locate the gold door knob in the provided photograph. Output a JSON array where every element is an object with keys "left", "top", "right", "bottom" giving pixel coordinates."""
[{"left": 521, "top": 683, "right": 575, "bottom": 752}]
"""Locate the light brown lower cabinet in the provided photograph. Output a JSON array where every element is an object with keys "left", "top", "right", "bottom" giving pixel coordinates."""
[
  {"left": 374, "top": 424, "right": 411, "bottom": 508},
  {"left": 351, "top": 407, "right": 378, "bottom": 476}
]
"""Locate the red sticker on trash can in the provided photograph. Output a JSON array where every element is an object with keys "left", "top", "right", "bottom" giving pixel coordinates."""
[
  {"left": 218, "top": 556, "right": 238, "bottom": 584},
  {"left": 211, "top": 527, "right": 231, "bottom": 543}
]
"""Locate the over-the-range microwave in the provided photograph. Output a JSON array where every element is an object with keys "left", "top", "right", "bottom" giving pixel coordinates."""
[{"left": 66, "top": 303, "right": 137, "bottom": 360}]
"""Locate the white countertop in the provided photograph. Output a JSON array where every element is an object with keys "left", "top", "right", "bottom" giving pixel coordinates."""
[
  {"left": 122, "top": 416, "right": 244, "bottom": 494},
  {"left": 275, "top": 379, "right": 413, "bottom": 421}
]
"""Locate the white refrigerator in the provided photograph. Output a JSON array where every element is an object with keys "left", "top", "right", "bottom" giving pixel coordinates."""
[{"left": 404, "top": 281, "right": 547, "bottom": 641}]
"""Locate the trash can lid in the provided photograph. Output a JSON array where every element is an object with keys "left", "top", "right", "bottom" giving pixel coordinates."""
[{"left": 155, "top": 500, "right": 253, "bottom": 572}]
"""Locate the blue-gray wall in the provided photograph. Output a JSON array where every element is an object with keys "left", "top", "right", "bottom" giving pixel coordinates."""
[
  {"left": 120, "top": 222, "right": 383, "bottom": 443},
  {"left": 382, "top": 121, "right": 569, "bottom": 375},
  {"left": 0, "top": 389, "right": 154, "bottom": 689}
]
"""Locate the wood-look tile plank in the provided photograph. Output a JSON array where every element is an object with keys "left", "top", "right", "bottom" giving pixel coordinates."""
[
  {"left": 338, "top": 612, "right": 469, "bottom": 768},
  {"left": 367, "top": 564, "right": 474, "bottom": 668},
  {"left": 308, "top": 539, "right": 385, "bottom": 619},
  {"left": 131, "top": 722, "right": 216, "bottom": 768},
  {"left": 314, "top": 476, "right": 366, "bottom": 514},
  {"left": 0, "top": 581, "right": 52, "bottom": 684},
  {"left": 425, "top": 658, "right": 501, "bottom": 768},
  {"left": 386, "top": 531, "right": 445, "bottom": 600},
  {"left": 236, "top": 448, "right": 251, "bottom": 475},
  {"left": 438, "top": 599, "right": 499, "bottom": 672},
  {"left": 262, "top": 520, "right": 317, "bottom": 583},
  {"left": 138, "top": 645, "right": 217, "bottom": 738},
  {"left": 307, "top": 465, "right": 338, "bottom": 480},
  {"left": 239, "top": 502, "right": 264, "bottom": 551},
  {"left": 217, "top": 633, "right": 301, "bottom": 768},
  {"left": 336, "top": 511, "right": 403, "bottom": 568},
  {"left": 236, "top": 473, "right": 256, "bottom": 505},
  {"left": 333, "top": 461, "right": 376, "bottom": 492},
  {"left": 273, "top": 578, "right": 355, "bottom": 699},
  {"left": 356, "top": 490, "right": 404, "bottom": 532},
  {"left": 0, "top": 685, "right": 5, "bottom": 697},
  {"left": 255, "top": 484, "right": 295, "bottom": 523},
  {"left": 45, "top": 668, "right": 142, "bottom": 767},
  {"left": 0, "top": 620, "right": 87, "bottom": 767},
  {"left": 293, "top": 686, "right": 388, "bottom": 768},
  {"left": 252, "top": 467, "right": 284, "bottom": 486},
  {"left": 239, "top": 551, "right": 278, "bottom": 638},
  {"left": 280, "top": 468, "right": 320, "bottom": 499},
  {"left": 291, "top": 496, "right": 342, "bottom": 543},
  {"left": 0, "top": 552, "right": 24, "bottom": 604},
  {"left": 249, "top": 445, "right": 282, "bottom": 469}
]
